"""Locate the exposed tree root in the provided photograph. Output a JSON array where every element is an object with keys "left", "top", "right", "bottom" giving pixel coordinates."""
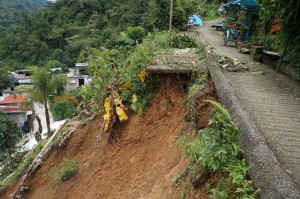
[
  {"left": 58, "top": 128, "right": 76, "bottom": 149},
  {"left": 93, "top": 122, "right": 105, "bottom": 150}
]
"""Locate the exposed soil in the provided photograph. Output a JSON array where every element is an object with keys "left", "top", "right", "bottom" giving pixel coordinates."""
[
  {"left": 1, "top": 74, "right": 217, "bottom": 199},
  {"left": 193, "top": 80, "right": 218, "bottom": 129}
]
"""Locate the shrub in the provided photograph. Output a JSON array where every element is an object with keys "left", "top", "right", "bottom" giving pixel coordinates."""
[
  {"left": 170, "top": 35, "right": 198, "bottom": 49},
  {"left": 63, "top": 89, "right": 83, "bottom": 103},
  {"left": 126, "top": 26, "right": 145, "bottom": 43},
  {"left": 185, "top": 72, "right": 208, "bottom": 119},
  {"left": 142, "top": 0, "right": 198, "bottom": 31},
  {"left": 60, "top": 158, "right": 78, "bottom": 181},
  {"left": 46, "top": 158, "right": 78, "bottom": 182},
  {"left": 177, "top": 101, "right": 259, "bottom": 197},
  {"left": 53, "top": 95, "right": 79, "bottom": 106},
  {"left": 52, "top": 101, "right": 76, "bottom": 121}
]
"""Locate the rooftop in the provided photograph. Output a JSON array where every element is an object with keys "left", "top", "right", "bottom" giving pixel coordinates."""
[
  {"left": 0, "top": 96, "right": 26, "bottom": 104},
  {"left": 75, "top": 63, "right": 88, "bottom": 67},
  {"left": 0, "top": 106, "right": 24, "bottom": 113}
]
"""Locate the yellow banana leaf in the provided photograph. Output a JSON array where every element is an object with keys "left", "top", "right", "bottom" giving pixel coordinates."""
[
  {"left": 131, "top": 94, "right": 138, "bottom": 103},
  {"left": 116, "top": 106, "right": 128, "bottom": 122},
  {"left": 119, "top": 82, "right": 132, "bottom": 90},
  {"left": 114, "top": 97, "right": 128, "bottom": 122},
  {"left": 137, "top": 70, "right": 148, "bottom": 83},
  {"left": 131, "top": 94, "right": 138, "bottom": 112},
  {"left": 130, "top": 94, "right": 143, "bottom": 115},
  {"left": 103, "top": 112, "right": 110, "bottom": 131},
  {"left": 104, "top": 96, "right": 111, "bottom": 113},
  {"left": 114, "top": 97, "right": 122, "bottom": 105}
]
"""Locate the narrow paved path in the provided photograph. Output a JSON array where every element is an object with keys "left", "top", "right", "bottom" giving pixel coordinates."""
[{"left": 198, "top": 18, "right": 300, "bottom": 197}]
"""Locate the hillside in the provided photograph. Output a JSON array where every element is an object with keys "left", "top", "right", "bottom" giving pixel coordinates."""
[
  {"left": 0, "top": 0, "right": 198, "bottom": 68},
  {"left": 0, "top": 0, "right": 151, "bottom": 67},
  {"left": 1, "top": 73, "right": 217, "bottom": 199},
  {"left": 0, "top": 0, "right": 47, "bottom": 32}
]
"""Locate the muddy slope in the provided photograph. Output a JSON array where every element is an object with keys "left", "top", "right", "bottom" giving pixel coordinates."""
[{"left": 2, "top": 75, "right": 217, "bottom": 199}]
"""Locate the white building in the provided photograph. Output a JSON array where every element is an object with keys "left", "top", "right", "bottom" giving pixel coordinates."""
[{"left": 66, "top": 63, "right": 91, "bottom": 90}]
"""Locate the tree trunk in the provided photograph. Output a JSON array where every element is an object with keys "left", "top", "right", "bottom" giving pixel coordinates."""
[
  {"left": 169, "top": 0, "right": 173, "bottom": 33},
  {"left": 44, "top": 100, "right": 51, "bottom": 136},
  {"left": 34, "top": 115, "right": 42, "bottom": 141}
]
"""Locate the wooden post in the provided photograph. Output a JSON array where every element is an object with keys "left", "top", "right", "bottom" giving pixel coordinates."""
[{"left": 169, "top": 0, "right": 173, "bottom": 33}]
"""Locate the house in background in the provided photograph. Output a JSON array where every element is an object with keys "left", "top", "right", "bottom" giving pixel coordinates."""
[
  {"left": 0, "top": 96, "right": 31, "bottom": 134},
  {"left": 66, "top": 63, "right": 91, "bottom": 90},
  {"left": 13, "top": 70, "right": 32, "bottom": 84},
  {"left": 1, "top": 85, "right": 29, "bottom": 97},
  {"left": 1, "top": 88, "right": 14, "bottom": 97}
]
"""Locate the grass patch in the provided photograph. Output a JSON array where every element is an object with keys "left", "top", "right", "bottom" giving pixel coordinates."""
[
  {"left": 45, "top": 158, "right": 78, "bottom": 182},
  {"left": 202, "top": 15, "right": 220, "bottom": 22}
]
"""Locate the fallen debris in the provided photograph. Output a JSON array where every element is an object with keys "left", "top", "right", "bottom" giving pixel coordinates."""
[
  {"left": 12, "top": 125, "right": 64, "bottom": 199},
  {"left": 217, "top": 55, "right": 249, "bottom": 72}
]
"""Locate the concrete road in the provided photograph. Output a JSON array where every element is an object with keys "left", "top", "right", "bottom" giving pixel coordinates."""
[{"left": 198, "top": 18, "right": 300, "bottom": 198}]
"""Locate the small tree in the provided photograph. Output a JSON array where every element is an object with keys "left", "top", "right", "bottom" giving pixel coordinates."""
[
  {"left": 52, "top": 101, "right": 76, "bottom": 121},
  {"left": 126, "top": 26, "right": 145, "bottom": 43},
  {"left": 45, "top": 60, "right": 63, "bottom": 69},
  {"left": 0, "top": 111, "right": 20, "bottom": 164},
  {"left": 0, "top": 67, "right": 16, "bottom": 94},
  {"left": 31, "top": 67, "right": 67, "bottom": 135}
]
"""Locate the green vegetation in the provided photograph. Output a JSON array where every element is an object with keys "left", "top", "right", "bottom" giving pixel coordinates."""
[
  {"left": 200, "top": 1, "right": 220, "bottom": 22},
  {"left": 170, "top": 35, "right": 198, "bottom": 49},
  {"left": 82, "top": 32, "right": 201, "bottom": 116},
  {"left": 45, "top": 158, "right": 78, "bottom": 182},
  {"left": 256, "top": 0, "right": 300, "bottom": 78},
  {"left": 178, "top": 100, "right": 242, "bottom": 171},
  {"left": 185, "top": 72, "right": 208, "bottom": 121},
  {"left": 0, "top": 0, "right": 47, "bottom": 33},
  {"left": 51, "top": 101, "right": 76, "bottom": 121},
  {"left": 0, "top": 111, "right": 20, "bottom": 165},
  {"left": 30, "top": 68, "right": 67, "bottom": 133},
  {"left": 1, "top": 143, "right": 44, "bottom": 187},
  {"left": 144, "top": 0, "right": 198, "bottom": 31},
  {"left": 177, "top": 100, "right": 259, "bottom": 198},
  {"left": 78, "top": 32, "right": 172, "bottom": 115},
  {"left": 0, "top": 0, "right": 199, "bottom": 68},
  {"left": 13, "top": 67, "right": 68, "bottom": 138},
  {"left": 0, "top": 67, "right": 16, "bottom": 94},
  {"left": 51, "top": 95, "right": 78, "bottom": 121}
]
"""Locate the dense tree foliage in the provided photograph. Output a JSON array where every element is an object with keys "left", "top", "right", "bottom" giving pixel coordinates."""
[
  {"left": 143, "top": 0, "right": 198, "bottom": 31},
  {"left": 0, "top": 0, "right": 198, "bottom": 68},
  {"left": 0, "top": 0, "right": 47, "bottom": 32},
  {"left": 52, "top": 101, "right": 76, "bottom": 121},
  {"left": 0, "top": 111, "right": 20, "bottom": 162},
  {"left": 257, "top": 0, "right": 300, "bottom": 77},
  {"left": 0, "top": 67, "right": 14, "bottom": 94}
]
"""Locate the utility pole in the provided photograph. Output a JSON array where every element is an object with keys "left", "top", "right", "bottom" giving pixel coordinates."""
[{"left": 169, "top": 0, "right": 173, "bottom": 32}]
